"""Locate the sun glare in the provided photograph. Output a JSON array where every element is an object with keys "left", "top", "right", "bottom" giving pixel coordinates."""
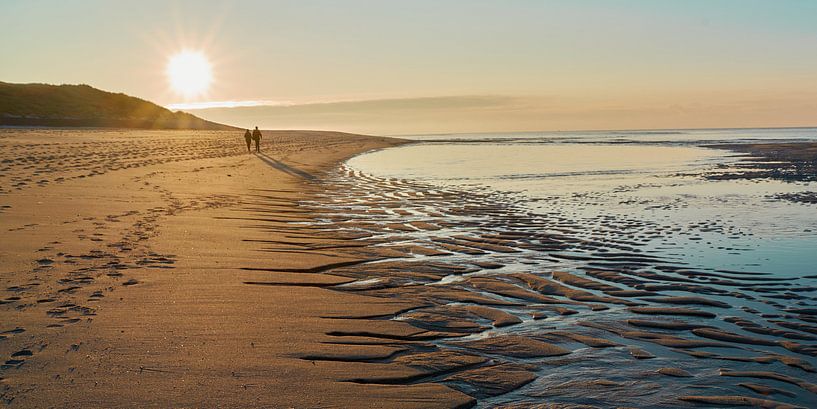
[{"left": 166, "top": 51, "right": 212, "bottom": 98}]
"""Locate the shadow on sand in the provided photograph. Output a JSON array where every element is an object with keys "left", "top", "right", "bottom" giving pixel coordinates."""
[{"left": 256, "top": 152, "right": 317, "bottom": 181}]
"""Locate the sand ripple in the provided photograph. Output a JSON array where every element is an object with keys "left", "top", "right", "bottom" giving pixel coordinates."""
[{"left": 263, "top": 163, "right": 817, "bottom": 407}]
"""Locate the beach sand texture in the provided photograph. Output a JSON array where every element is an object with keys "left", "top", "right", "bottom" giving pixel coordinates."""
[
  {"left": 1, "top": 129, "right": 816, "bottom": 408},
  {"left": 0, "top": 129, "right": 474, "bottom": 408}
]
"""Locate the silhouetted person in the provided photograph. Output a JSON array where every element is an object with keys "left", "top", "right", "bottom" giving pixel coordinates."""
[
  {"left": 243, "top": 129, "right": 252, "bottom": 153},
  {"left": 252, "top": 126, "right": 262, "bottom": 153}
]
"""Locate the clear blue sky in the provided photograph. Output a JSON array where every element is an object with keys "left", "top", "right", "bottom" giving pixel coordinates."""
[{"left": 2, "top": 0, "right": 816, "bottom": 132}]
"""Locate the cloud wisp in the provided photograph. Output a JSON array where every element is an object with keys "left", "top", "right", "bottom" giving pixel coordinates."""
[{"left": 174, "top": 93, "right": 817, "bottom": 135}]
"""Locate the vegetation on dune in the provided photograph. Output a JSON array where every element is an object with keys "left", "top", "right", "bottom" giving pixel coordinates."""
[{"left": 0, "top": 82, "right": 235, "bottom": 130}]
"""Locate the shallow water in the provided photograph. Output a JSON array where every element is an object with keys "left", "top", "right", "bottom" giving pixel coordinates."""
[
  {"left": 349, "top": 133, "right": 817, "bottom": 278},
  {"left": 322, "top": 128, "right": 817, "bottom": 407}
]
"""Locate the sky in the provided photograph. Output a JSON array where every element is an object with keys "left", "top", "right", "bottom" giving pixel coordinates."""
[{"left": 2, "top": 0, "right": 817, "bottom": 134}]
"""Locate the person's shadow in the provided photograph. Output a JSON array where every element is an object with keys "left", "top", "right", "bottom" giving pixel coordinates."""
[{"left": 255, "top": 152, "right": 317, "bottom": 181}]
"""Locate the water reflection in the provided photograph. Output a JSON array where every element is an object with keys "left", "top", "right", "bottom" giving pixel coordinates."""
[{"left": 348, "top": 141, "right": 817, "bottom": 277}]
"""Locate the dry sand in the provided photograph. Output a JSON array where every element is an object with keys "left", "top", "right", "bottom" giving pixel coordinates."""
[{"left": 0, "top": 129, "right": 474, "bottom": 408}]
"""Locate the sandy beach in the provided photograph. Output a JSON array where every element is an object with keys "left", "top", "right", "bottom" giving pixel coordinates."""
[
  {"left": 2, "top": 129, "right": 816, "bottom": 408},
  {"left": 4, "top": 1, "right": 817, "bottom": 406},
  {"left": 0, "top": 129, "right": 476, "bottom": 408}
]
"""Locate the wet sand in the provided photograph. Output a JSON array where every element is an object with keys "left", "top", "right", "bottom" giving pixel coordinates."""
[
  {"left": 706, "top": 141, "right": 817, "bottom": 182},
  {"left": 1, "top": 131, "right": 816, "bottom": 408},
  {"left": 298, "top": 141, "right": 816, "bottom": 407},
  {"left": 706, "top": 142, "right": 817, "bottom": 206}
]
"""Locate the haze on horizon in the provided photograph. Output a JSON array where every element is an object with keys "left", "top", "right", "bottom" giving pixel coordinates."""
[{"left": 2, "top": 0, "right": 817, "bottom": 135}]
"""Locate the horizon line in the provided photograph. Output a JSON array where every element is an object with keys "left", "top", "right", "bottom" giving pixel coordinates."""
[{"left": 383, "top": 125, "right": 817, "bottom": 137}]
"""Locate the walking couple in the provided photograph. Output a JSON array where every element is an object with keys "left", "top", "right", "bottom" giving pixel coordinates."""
[{"left": 244, "top": 126, "right": 262, "bottom": 153}]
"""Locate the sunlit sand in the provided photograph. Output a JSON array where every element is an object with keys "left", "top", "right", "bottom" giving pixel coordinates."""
[{"left": 3, "top": 1, "right": 817, "bottom": 407}]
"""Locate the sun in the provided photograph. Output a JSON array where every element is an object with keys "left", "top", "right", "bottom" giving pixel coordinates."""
[{"left": 166, "top": 51, "right": 212, "bottom": 98}]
